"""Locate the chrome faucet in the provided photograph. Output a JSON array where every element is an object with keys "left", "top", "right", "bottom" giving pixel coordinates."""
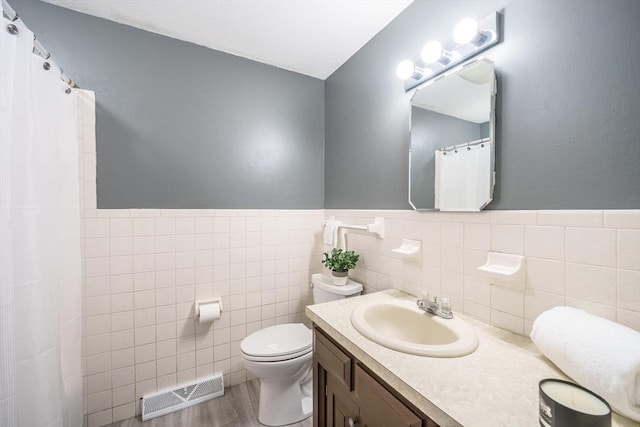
[{"left": 416, "top": 292, "right": 453, "bottom": 319}]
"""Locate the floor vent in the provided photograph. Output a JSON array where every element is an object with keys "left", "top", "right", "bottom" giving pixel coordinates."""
[{"left": 142, "top": 373, "right": 224, "bottom": 421}]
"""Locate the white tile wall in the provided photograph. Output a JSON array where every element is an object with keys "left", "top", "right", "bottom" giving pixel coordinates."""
[
  {"left": 326, "top": 209, "right": 640, "bottom": 338},
  {"left": 77, "top": 95, "right": 640, "bottom": 426},
  {"left": 80, "top": 208, "right": 323, "bottom": 426}
]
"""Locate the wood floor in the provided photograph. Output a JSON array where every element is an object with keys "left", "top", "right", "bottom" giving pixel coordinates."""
[{"left": 107, "top": 379, "right": 313, "bottom": 427}]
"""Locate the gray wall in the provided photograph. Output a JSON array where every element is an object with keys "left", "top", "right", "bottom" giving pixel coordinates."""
[
  {"left": 410, "top": 107, "right": 484, "bottom": 209},
  {"left": 12, "top": 0, "right": 325, "bottom": 209},
  {"left": 10, "top": 0, "right": 640, "bottom": 210},
  {"left": 325, "top": 0, "right": 640, "bottom": 209}
]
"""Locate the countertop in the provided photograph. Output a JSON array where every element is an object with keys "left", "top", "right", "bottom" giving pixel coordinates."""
[{"left": 305, "top": 290, "right": 639, "bottom": 427}]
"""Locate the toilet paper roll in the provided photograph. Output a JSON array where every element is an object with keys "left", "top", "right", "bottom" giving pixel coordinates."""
[{"left": 198, "top": 302, "right": 221, "bottom": 324}]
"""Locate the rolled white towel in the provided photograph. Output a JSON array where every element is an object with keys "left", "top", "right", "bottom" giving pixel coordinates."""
[{"left": 530, "top": 306, "right": 640, "bottom": 421}]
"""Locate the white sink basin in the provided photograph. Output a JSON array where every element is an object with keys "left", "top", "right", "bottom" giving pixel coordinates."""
[{"left": 350, "top": 298, "right": 478, "bottom": 357}]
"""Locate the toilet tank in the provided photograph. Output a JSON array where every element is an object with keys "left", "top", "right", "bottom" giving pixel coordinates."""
[{"left": 311, "top": 273, "right": 363, "bottom": 304}]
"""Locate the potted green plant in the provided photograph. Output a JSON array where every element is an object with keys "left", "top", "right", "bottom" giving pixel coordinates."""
[{"left": 321, "top": 248, "right": 360, "bottom": 286}]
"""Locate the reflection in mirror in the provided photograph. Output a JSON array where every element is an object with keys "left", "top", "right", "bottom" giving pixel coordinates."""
[{"left": 409, "top": 58, "right": 496, "bottom": 211}]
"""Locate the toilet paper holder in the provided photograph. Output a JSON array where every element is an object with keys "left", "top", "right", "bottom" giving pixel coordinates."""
[{"left": 195, "top": 297, "right": 224, "bottom": 319}]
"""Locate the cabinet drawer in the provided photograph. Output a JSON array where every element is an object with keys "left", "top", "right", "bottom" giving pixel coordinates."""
[
  {"left": 315, "top": 329, "right": 352, "bottom": 389},
  {"left": 355, "top": 364, "right": 424, "bottom": 427}
]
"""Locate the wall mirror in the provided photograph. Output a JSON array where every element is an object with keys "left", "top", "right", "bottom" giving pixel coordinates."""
[{"left": 408, "top": 57, "right": 496, "bottom": 211}]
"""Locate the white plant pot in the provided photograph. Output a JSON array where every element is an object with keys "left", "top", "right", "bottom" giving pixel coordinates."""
[{"left": 331, "top": 270, "right": 348, "bottom": 286}]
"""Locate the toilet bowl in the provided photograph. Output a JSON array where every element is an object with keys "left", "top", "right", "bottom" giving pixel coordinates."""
[
  {"left": 240, "top": 273, "right": 363, "bottom": 426},
  {"left": 240, "top": 323, "right": 313, "bottom": 426}
]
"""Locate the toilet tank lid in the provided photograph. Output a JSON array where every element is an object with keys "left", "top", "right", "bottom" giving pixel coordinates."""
[
  {"left": 312, "top": 273, "right": 363, "bottom": 295},
  {"left": 240, "top": 323, "right": 312, "bottom": 358}
]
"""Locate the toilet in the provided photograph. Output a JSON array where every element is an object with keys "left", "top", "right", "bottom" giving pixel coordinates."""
[{"left": 240, "top": 273, "right": 363, "bottom": 426}]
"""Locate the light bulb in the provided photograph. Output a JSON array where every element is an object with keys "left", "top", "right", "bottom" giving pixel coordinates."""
[
  {"left": 453, "top": 18, "right": 479, "bottom": 44},
  {"left": 396, "top": 60, "right": 416, "bottom": 80},
  {"left": 454, "top": 18, "right": 491, "bottom": 46},
  {"left": 421, "top": 41, "right": 444, "bottom": 64}
]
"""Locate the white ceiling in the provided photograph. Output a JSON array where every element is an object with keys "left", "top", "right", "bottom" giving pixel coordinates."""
[{"left": 40, "top": 0, "right": 413, "bottom": 79}]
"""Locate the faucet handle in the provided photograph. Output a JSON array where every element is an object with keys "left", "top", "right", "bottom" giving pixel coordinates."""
[
  {"left": 439, "top": 297, "right": 452, "bottom": 315},
  {"left": 420, "top": 292, "right": 429, "bottom": 302}
]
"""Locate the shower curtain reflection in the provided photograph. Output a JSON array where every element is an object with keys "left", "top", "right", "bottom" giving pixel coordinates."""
[
  {"left": 434, "top": 141, "right": 492, "bottom": 211},
  {"left": 0, "top": 13, "right": 83, "bottom": 427}
]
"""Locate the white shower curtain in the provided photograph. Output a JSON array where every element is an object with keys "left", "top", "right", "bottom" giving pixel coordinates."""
[
  {"left": 1, "top": 13, "right": 83, "bottom": 427},
  {"left": 434, "top": 142, "right": 492, "bottom": 211}
]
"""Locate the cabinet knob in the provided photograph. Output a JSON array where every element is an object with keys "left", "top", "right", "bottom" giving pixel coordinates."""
[{"left": 348, "top": 416, "right": 358, "bottom": 427}]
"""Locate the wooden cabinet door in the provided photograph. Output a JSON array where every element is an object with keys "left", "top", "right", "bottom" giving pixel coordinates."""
[
  {"left": 355, "top": 365, "right": 423, "bottom": 427},
  {"left": 327, "top": 374, "right": 360, "bottom": 427},
  {"left": 314, "top": 327, "right": 439, "bottom": 427}
]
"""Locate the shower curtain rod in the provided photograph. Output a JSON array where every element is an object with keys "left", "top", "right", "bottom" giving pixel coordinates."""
[
  {"left": 2, "top": 0, "right": 76, "bottom": 88},
  {"left": 440, "top": 137, "right": 490, "bottom": 153}
]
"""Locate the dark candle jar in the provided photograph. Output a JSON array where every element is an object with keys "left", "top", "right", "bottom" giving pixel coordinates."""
[{"left": 539, "top": 379, "right": 611, "bottom": 427}]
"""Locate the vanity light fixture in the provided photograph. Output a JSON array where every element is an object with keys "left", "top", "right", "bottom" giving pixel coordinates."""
[{"left": 398, "top": 11, "right": 501, "bottom": 91}]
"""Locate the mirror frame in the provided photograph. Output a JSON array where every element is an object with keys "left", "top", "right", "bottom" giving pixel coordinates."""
[{"left": 408, "top": 57, "right": 497, "bottom": 211}]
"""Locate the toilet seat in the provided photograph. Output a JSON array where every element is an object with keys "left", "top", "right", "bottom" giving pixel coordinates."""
[
  {"left": 242, "top": 346, "right": 312, "bottom": 362},
  {"left": 241, "top": 323, "right": 312, "bottom": 362}
]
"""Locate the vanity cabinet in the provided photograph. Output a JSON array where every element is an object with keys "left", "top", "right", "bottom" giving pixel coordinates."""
[{"left": 313, "top": 326, "right": 439, "bottom": 427}]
